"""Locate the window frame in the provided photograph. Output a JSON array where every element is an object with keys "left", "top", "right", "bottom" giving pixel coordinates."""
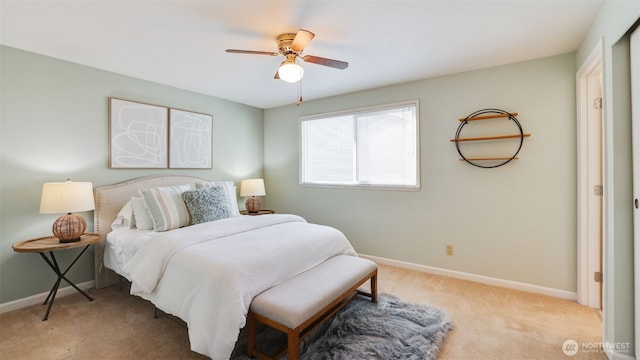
[{"left": 299, "top": 100, "right": 420, "bottom": 191}]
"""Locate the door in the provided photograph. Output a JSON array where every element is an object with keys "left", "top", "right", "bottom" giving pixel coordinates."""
[
  {"left": 586, "top": 72, "right": 603, "bottom": 309},
  {"left": 577, "top": 41, "right": 604, "bottom": 309}
]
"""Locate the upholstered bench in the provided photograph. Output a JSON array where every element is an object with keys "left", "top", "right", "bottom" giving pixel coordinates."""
[{"left": 246, "top": 255, "right": 378, "bottom": 360}]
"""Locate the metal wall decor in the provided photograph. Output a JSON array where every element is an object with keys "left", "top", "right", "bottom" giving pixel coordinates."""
[{"left": 450, "top": 108, "right": 531, "bottom": 168}]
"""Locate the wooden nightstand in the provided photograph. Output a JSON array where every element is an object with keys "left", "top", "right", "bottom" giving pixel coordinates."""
[
  {"left": 240, "top": 210, "right": 275, "bottom": 216},
  {"left": 12, "top": 232, "right": 101, "bottom": 320}
]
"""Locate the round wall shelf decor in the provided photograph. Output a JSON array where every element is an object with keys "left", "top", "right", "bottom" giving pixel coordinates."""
[{"left": 450, "top": 108, "right": 531, "bottom": 168}]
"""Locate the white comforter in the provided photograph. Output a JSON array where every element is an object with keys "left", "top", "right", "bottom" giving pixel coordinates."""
[{"left": 119, "top": 214, "right": 357, "bottom": 359}]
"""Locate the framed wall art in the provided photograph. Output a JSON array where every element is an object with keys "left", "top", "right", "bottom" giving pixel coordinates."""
[
  {"left": 169, "top": 108, "right": 213, "bottom": 169},
  {"left": 109, "top": 98, "right": 168, "bottom": 168}
]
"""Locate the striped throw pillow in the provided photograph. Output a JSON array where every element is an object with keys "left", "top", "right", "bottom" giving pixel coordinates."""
[{"left": 140, "top": 184, "right": 192, "bottom": 232}]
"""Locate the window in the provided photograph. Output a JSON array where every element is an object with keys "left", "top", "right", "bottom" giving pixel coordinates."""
[{"left": 300, "top": 101, "right": 419, "bottom": 189}]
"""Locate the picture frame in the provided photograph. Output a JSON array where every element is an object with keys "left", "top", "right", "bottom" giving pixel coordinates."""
[
  {"left": 169, "top": 108, "right": 213, "bottom": 169},
  {"left": 109, "top": 97, "right": 168, "bottom": 168}
]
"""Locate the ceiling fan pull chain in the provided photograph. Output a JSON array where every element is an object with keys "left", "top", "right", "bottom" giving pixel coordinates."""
[{"left": 296, "top": 77, "right": 303, "bottom": 106}]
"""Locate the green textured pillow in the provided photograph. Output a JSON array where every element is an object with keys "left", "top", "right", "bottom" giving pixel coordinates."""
[
  {"left": 195, "top": 180, "right": 241, "bottom": 217},
  {"left": 182, "top": 186, "right": 232, "bottom": 225}
]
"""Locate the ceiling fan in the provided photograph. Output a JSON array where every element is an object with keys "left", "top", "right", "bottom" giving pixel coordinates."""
[{"left": 225, "top": 29, "right": 348, "bottom": 83}]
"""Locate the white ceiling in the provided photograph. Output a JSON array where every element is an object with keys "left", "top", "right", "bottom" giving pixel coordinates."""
[{"left": 0, "top": 0, "right": 604, "bottom": 109}]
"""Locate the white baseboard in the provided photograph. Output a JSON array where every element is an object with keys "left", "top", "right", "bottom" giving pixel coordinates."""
[
  {"left": 360, "top": 254, "right": 577, "bottom": 301},
  {"left": 0, "top": 280, "right": 95, "bottom": 315}
]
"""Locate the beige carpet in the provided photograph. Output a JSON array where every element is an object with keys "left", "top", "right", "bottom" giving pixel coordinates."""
[{"left": 0, "top": 263, "right": 605, "bottom": 360}]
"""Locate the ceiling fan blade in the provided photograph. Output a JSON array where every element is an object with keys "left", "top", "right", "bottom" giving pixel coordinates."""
[
  {"left": 225, "top": 49, "right": 279, "bottom": 56},
  {"left": 291, "top": 29, "right": 315, "bottom": 52},
  {"left": 301, "top": 55, "right": 348, "bottom": 70}
]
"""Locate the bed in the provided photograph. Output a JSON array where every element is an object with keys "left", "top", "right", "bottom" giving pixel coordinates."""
[{"left": 93, "top": 175, "right": 358, "bottom": 359}]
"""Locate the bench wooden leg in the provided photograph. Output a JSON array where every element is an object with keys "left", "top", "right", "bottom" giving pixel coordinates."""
[
  {"left": 288, "top": 330, "right": 301, "bottom": 360},
  {"left": 247, "top": 314, "right": 257, "bottom": 357},
  {"left": 371, "top": 272, "right": 378, "bottom": 303}
]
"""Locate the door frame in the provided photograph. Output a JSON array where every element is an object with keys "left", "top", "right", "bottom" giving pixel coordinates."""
[
  {"left": 631, "top": 25, "right": 639, "bottom": 359},
  {"left": 576, "top": 38, "right": 604, "bottom": 309}
]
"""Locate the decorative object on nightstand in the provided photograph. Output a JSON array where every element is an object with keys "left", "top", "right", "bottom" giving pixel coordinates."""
[
  {"left": 240, "top": 178, "right": 266, "bottom": 213},
  {"left": 39, "top": 179, "right": 95, "bottom": 243},
  {"left": 12, "top": 233, "right": 101, "bottom": 320}
]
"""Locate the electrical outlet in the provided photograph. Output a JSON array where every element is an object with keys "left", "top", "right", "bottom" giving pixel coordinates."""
[{"left": 446, "top": 245, "right": 454, "bottom": 256}]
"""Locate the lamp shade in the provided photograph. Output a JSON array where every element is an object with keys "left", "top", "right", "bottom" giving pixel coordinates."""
[
  {"left": 40, "top": 180, "right": 95, "bottom": 214},
  {"left": 240, "top": 179, "right": 266, "bottom": 197},
  {"left": 278, "top": 61, "right": 304, "bottom": 83}
]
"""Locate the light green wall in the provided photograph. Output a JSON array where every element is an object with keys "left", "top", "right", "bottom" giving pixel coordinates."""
[
  {"left": 0, "top": 46, "right": 264, "bottom": 303},
  {"left": 265, "top": 53, "right": 577, "bottom": 292},
  {"left": 576, "top": 1, "right": 639, "bottom": 357}
]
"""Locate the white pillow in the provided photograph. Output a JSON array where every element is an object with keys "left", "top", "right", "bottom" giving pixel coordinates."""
[
  {"left": 195, "top": 181, "right": 241, "bottom": 217},
  {"left": 131, "top": 196, "right": 154, "bottom": 230},
  {"left": 140, "top": 184, "right": 192, "bottom": 232},
  {"left": 110, "top": 200, "right": 133, "bottom": 230}
]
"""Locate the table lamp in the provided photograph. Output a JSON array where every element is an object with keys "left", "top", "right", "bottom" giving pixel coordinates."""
[
  {"left": 40, "top": 179, "right": 95, "bottom": 243},
  {"left": 240, "top": 178, "right": 266, "bottom": 213}
]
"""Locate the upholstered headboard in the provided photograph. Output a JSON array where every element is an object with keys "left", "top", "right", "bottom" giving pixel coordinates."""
[{"left": 93, "top": 174, "right": 209, "bottom": 289}]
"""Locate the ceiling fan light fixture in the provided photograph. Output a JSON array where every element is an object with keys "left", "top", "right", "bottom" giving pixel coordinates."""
[{"left": 278, "top": 60, "right": 304, "bottom": 83}]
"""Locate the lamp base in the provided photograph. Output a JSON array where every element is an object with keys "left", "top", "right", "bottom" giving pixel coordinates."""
[
  {"left": 52, "top": 213, "right": 86, "bottom": 243},
  {"left": 245, "top": 197, "right": 262, "bottom": 213}
]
